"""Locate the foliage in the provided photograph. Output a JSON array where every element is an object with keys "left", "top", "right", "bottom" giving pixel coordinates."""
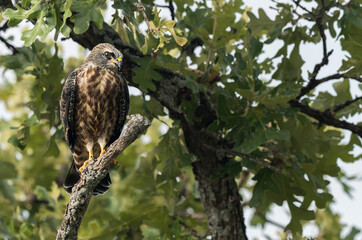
[{"left": 0, "top": 0, "right": 361, "bottom": 239}]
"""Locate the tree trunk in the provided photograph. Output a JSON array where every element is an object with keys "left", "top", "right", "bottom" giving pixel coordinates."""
[{"left": 183, "top": 125, "right": 248, "bottom": 240}]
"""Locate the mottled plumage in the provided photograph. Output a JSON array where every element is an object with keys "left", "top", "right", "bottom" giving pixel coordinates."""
[{"left": 60, "top": 43, "right": 129, "bottom": 195}]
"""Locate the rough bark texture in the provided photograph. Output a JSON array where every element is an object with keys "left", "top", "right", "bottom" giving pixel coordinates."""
[
  {"left": 56, "top": 114, "right": 151, "bottom": 240},
  {"left": 184, "top": 125, "right": 248, "bottom": 240}
]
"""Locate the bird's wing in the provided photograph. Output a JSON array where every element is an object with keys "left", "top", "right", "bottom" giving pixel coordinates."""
[
  {"left": 60, "top": 70, "right": 78, "bottom": 152},
  {"left": 107, "top": 74, "right": 130, "bottom": 147}
]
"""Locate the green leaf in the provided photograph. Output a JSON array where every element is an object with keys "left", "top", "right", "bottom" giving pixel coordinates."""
[
  {"left": 0, "top": 161, "right": 17, "bottom": 180},
  {"left": 70, "top": 0, "right": 104, "bottom": 34},
  {"left": 249, "top": 37, "right": 263, "bottom": 59},
  {"left": 34, "top": 185, "right": 56, "bottom": 209},
  {"left": 140, "top": 35, "right": 149, "bottom": 54},
  {"left": 235, "top": 126, "right": 289, "bottom": 154},
  {"left": 0, "top": 217, "right": 15, "bottom": 239},
  {"left": 43, "top": 135, "right": 60, "bottom": 158},
  {"left": 59, "top": 0, "right": 73, "bottom": 37},
  {"left": 21, "top": 10, "right": 53, "bottom": 46},
  {"left": 142, "top": 227, "right": 161, "bottom": 240},
  {"left": 19, "top": 222, "right": 34, "bottom": 237},
  {"left": 343, "top": 226, "right": 361, "bottom": 240},
  {"left": 286, "top": 204, "right": 315, "bottom": 233},
  {"left": 22, "top": 114, "right": 39, "bottom": 127},
  {"left": 163, "top": 20, "right": 187, "bottom": 47},
  {"left": 0, "top": 181, "right": 15, "bottom": 202},
  {"left": 133, "top": 57, "right": 162, "bottom": 92},
  {"left": 333, "top": 79, "right": 351, "bottom": 104},
  {"left": 265, "top": 128, "right": 290, "bottom": 140},
  {"left": 185, "top": 77, "right": 201, "bottom": 94},
  {"left": 7, "top": 134, "right": 25, "bottom": 150},
  {"left": 3, "top": 3, "right": 41, "bottom": 27},
  {"left": 249, "top": 169, "right": 278, "bottom": 207}
]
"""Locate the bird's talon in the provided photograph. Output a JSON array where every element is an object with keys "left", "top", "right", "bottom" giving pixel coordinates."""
[
  {"left": 96, "top": 145, "right": 106, "bottom": 160},
  {"left": 79, "top": 160, "right": 90, "bottom": 172},
  {"left": 113, "top": 160, "right": 118, "bottom": 165}
]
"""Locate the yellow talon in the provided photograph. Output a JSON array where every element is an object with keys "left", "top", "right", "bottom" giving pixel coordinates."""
[
  {"left": 79, "top": 149, "right": 94, "bottom": 172},
  {"left": 89, "top": 149, "right": 94, "bottom": 160},
  {"left": 113, "top": 160, "right": 118, "bottom": 164},
  {"left": 97, "top": 145, "right": 106, "bottom": 160},
  {"left": 79, "top": 160, "right": 89, "bottom": 172}
]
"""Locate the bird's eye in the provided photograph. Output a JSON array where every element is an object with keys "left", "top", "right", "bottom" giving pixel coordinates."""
[{"left": 103, "top": 51, "right": 114, "bottom": 60}]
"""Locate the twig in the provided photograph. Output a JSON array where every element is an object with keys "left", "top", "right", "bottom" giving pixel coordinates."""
[
  {"left": 255, "top": 211, "right": 284, "bottom": 229},
  {"left": 56, "top": 114, "right": 151, "bottom": 240},
  {"left": 0, "top": 35, "right": 18, "bottom": 54},
  {"left": 292, "top": 0, "right": 313, "bottom": 15},
  {"left": 174, "top": 210, "right": 206, "bottom": 222},
  {"left": 155, "top": 1, "right": 175, "bottom": 20},
  {"left": 168, "top": 0, "right": 175, "bottom": 20},
  {"left": 202, "top": 143, "right": 282, "bottom": 173},
  {"left": 179, "top": 220, "right": 206, "bottom": 239},
  {"left": 349, "top": 75, "right": 362, "bottom": 83},
  {"left": 297, "top": 73, "right": 361, "bottom": 99},
  {"left": 289, "top": 100, "right": 362, "bottom": 137},
  {"left": 330, "top": 96, "right": 362, "bottom": 114},
  {"left": 0, "top": 21, "right": 18, "bottom": 54},
  {"left": 172, "top": 216, "right": 207, "bottom": 239},
  {"left": 204, "top": 0, "right": 219, "bottom": 72},
  {"left": 294, "top": 0, "right": 338, "bottom": 100},
  {"left": 133, "top": 3, "right": 153, "bottom": 34},
  {"left": 0, "top": 20, "right": 9, "bottom": 31}
]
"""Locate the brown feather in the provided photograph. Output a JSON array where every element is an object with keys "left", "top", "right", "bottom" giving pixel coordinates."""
[{"left": 60, "top": 43, "right": 129, "bottom": 195}]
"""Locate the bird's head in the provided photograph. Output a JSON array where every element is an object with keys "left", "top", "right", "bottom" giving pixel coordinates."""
[{"left": 86, "top": 43, "right": 123, "bottom": 73}]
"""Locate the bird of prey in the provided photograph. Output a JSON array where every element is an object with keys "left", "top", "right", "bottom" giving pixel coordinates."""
[{"left": 60, "top": 43, "right": 129, "bottom": 195}]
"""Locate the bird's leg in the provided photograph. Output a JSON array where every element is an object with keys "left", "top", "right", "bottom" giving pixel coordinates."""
[
  {"left": 96, "top": 144, "right": 106, "bottom": 160},
  {"left": 99, "top": 145, "right": 117, "bottom": 164},
  {"left": 79, "top": 149, "right": 94, "bottom": 172}
]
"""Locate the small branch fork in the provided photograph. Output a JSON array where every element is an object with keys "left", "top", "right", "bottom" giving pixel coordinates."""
[
  {"left": 56, "top": 114, "right": 151, "bottom": 240},
  {"left": 155, "top": 0, "right": 175, "bottom": 20},
  {"left": 289, "top": 0, "right": 362, "bottom": 137},
  {"left": 202, "top": 143, "right": 281, "bottom": 173},
  {"left": 0, "top": 21, "right": 18, "bottom": 54},
  {"left": 133, "top": 2, "right": 153, "bottom": 34}
]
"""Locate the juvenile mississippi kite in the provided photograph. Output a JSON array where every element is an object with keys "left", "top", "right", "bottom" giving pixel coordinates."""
[{"left": 60, "top": 43, "right": 129, "bottom": 195}]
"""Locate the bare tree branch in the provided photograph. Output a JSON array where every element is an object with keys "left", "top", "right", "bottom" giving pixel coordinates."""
[
  {"left": 296, "top": 73, "right": 362, "bottom": 99},
  {"left": 294, "top": 0, "right": 339, "bottom": 100},
  {"left": 0, "top": 21, "right": 18, "bottom": 54},
  {"left": 56, "top": 114, "right": 151, "bottom": 240},
  {"left": 0, "top": 35, "right": 18, "bottom": 54},
  {"left": 169, "top": 0, "right": 175, "bottom": 20},
  {"left": 292, "top": 0, "right": 313, "bottom": 15}
]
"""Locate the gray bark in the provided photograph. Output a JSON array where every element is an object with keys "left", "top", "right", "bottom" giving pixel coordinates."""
[{"left": 56, "top": 114, "right": 151, "bottom": 240}]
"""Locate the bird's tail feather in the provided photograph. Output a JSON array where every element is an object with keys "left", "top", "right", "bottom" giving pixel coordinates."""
[
  {"left": 64, "top": 161, "right": 112, "bottom": 195},
  {"left": 64, "top": 161, "right": 80, "bottom": 194}
]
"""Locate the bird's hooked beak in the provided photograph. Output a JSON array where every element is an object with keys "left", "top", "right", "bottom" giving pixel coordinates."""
[{"left": 108, "top": 57, "right": 122, "bottom": 72}]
